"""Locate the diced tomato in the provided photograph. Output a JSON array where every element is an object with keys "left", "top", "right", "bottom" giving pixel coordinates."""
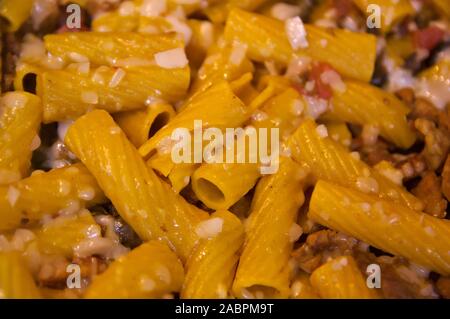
[
  {"left": 308, "top": 62, "right": 336, "bottom": 100},
  {"left": 412, "top": 26, "right": 445, "bottom": 51},
  {"left": 333, "top": 0, "right": 353, "bottom": 18}
]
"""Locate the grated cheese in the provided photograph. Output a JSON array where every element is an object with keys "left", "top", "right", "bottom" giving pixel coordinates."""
[
  {"left": 316, "top": 124, "right": 328, "bottom": 138},
  {"left": 271, "top": 3, "right": 301, "bottom": 21},
  {"left": 285, "top": 17, "right": 309, "bottom": 50},
  {"left": 81, "top": 91, "right": 99, "bottom": 104},
  {"left": 140, "top": 0, "right": 166, "bottom": 17},
  {"left": 7, "top": 186, "right": 20, "bottom": 207},
  {"left": 195, "top": 217, "right": 224, "bottom": 239},
  {"left": 154, "top": 48, "right": 188, "bottom": 69},
  {"left": 109, "top": 68, "right": 126, "bottom": 88},
  {"left": 288, "top": 223, "right": 303, "bottom": 243}
]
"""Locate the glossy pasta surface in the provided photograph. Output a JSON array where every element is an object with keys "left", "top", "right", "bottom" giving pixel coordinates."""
[{"left": 0, "top": 0, "right": 449, "bottom": 300}]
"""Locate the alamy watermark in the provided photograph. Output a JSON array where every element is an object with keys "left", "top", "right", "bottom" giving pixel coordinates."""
[
  {"left": 168, "top": 120, "right": 280, "bottom": 174},
  {"left": 366, "top": 263, "right": 381, "bottom": 289},
  {"left": 66, "top": 263, "right": 81, "bottom": 289}
]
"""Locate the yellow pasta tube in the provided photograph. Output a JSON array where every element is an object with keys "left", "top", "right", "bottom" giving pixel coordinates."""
[
  {"left": 228, "top": 0, "right": 272, "bottom": 10},
  {"left": 0, "top": 163, "right": 106, "bottom": 231},
  {"left": 65, "top": 110, "right": 208, "bottom": 261},
  {"left": 182, "top": 211, "right": 245, "bottom": 298},
  {"left": 324, "top": 122, "right": 352, "bottom": 148},
  {"left": 39, "top": 65, "right": 189, "bottom": 123},
  {"left": 224, "top": 8, "right": 377, "bottom": 82},
  {"left": 432, "top": 0, "right": 450, "bottom": 17},
  {"left": 232, "top": 158, "right": 306, "bottom": 298},
  {"left": 139, "top": 80, "right": 250, "bottom": 160},
  {"left": 290, "top": 272, "right": 320, "bottom": 299},
  {"left": 85, "top": 241, "right": 184, "bottom": 298},
  {"left": 323, "top": 81, "right": 416, "bottom": 149},
  {"left": 203, "top": 2, "right": 229, "bottom": 24},
  {"left": 189, "top": 41, "right": 254, "bottom": 98},
  {"left": 13, "top": 63, "right": 43, "bottom": 94},
  {"left": 0, "top": 0, "right": 33, "bottom": 32},
  {"left": 0, "top": 91, "right": 41, "bottom": 184},
  {"left": 142, "top": 78, "right": 256, "bottom": 181},
  {"left": 191, "top": 161, "right": 261, "bottom": 211},
  {"left": 44, "top": 32, "right": 182, "bottom": 66},
  {"left": 253, "top": 87, "right": 304, "bottom": 139},
  {"left": 115, "top": 103, "right": 176, "bottom": 148},
  {"left": 288, "top": 119, "right": 422, "bottom": 210},
  {"left": 310, "top": 255, "right": 379, "bottom": 299},
  {"left": 416, "top": 60, "right": 450, "bottom": 110},
  {"left": 353, "top": 0, "right": 414, "bottom": 33},
  {"left": 35, "top": 210, "right": 102, "bottom": 258},
  {"left": 167, "top": 163, "right": 198, "bottom": 194},
  {"left": 309, "top": 180, "right": 450, "bottom": 275},
  {"left": 186, "top": 19, "right": 216, "bottom": 69},
  {"left": 0, "top": 252, "right": 41, "bottom": 299},
  {"left": 190, "top": 86, "right": 301, "bottom": 210}
]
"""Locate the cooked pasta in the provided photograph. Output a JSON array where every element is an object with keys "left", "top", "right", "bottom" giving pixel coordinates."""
[
  {"left": 85, "top": 241, "right": 184, "bottom": 298},
  {"left": 233, "top": 158, "right": 306, "bottom": 298},
  {"left": 309, "top": 180, "right": 450, "bottom": 275},
  {"left": 182, "top": 210, "right": 244, "bottom": 298},
  {"left": 0, "top": 91, "right": 41, "bottom": 184},
  {"left": 310, "top": 256, "right": 380, "bottom": 299},
  {"left": 0, "top": 0, "right": 449, "bottom": 301},
  {"left": 65, "top": 110, "right": 208, "bottom": 262}
]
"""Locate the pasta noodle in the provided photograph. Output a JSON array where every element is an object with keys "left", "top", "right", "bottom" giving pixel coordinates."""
[
  {"left": 309, "top": 180, "right": 450, "bottom": 275},
  {"left": 233, "top": 158, "right": 307, "bottom": 298},
  {"left": 65, "top": 110, "right": 208, "bottom": 262}
]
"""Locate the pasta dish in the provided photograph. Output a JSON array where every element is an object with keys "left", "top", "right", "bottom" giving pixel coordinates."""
[{"left": 0, "top": 0, "right": 449, "bottom": 299}]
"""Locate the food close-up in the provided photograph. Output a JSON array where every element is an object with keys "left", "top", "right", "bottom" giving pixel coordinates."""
[{"left": 0, "top": 0, "right": 449, "bottom": 300}]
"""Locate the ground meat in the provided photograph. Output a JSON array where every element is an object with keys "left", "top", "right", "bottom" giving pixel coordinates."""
[
  {"left": 356, "top": 139, "right": 393, "bottom": 166},
  {"left": 442, "top": 155, "right": 450, "bottom": 201},
  {"left": 2, "top": 33, "right": 20, "bottom": 92},
  {"left": 38, "top": 255, "right": 107, "bottom": 289},
  {"left": 409, "top": 98, "right": 441, "bottom": 123},
  {"left": 38, "top": 256, "right": 70, "bottom": 288},
  {"left": 395, "top": 88, "right": 415, "bottom": 106},
  {"left": 292, "top": 230, "right": 364, "bottom": 273},
  {"left": 292, "top": 230, "right": 439, "bottom": 298},
  {"left": 375, "top": 258, "right": 437, "bottom": 299},
  {"left": 72, "top": 256, "right": 108, "bottom": 279},
  {"left": 436, "top": 277, "right": 450, "bottom": 299},
  {"left": 394, "top": 154, "right": 427, "bottom": 180},
  {"left": 414, "top": 118, "right": 450, "bottom": 170},
  {"left": 409, "top": 98, "right": 450, "bottom": 132},
  {"left": 412, "top": 171, "right": 447, "bottom": 218}
]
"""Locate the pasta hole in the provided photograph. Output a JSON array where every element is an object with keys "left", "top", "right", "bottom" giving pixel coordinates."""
[
  {"left": 22, "top": 73, "right": 37, "bottom": 94},
  {"left": 196, "top": 178, "right": 225, "bottom": 204},
  {"left": 149, "top": 112, "right": 170, "bottom": 139}
]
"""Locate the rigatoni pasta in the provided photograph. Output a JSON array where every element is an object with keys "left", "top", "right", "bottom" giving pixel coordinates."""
[
  {"left": 65, "top": 110, "right": 208, "bottom": 262},
  {"left": 233, "top": 158, "right": 306, "bottom": 298},
  {"left": 85, "top": 241, "right": 184, "bottom": 299},
  {"left": 0, "top": 91, "right": 41, "bottom": 184},
  {"left": 310, "top": 256, "right": 380, "bottom": 299},
  {"left": 309, "top": 180, "right": 450, "bottom": 275},
  {"left": 224, "top": 8, "right": 377, "bottom": 82},
  {"left": 182, "top": 210, "right": 244, "bottom": 298},
  {"left": 0, "top": 163, "right": 106, "bottom": 231},
  {"left": 39, "top": 65, "right": 189, "bottom": 123},
  {"left": 1, "top": 0, "right": 449, "bottom": 301},
  {"left": 288, "top": 119, "right": 423, "bottom": 210}
]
